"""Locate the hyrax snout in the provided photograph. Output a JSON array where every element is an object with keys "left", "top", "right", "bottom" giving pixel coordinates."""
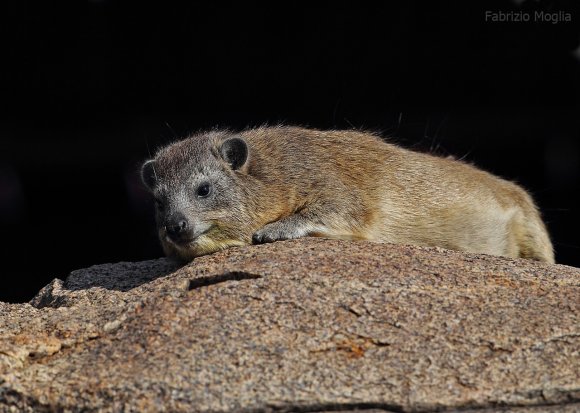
[{"left": 141, "top": 126, "right": 555, "bottom": 263}]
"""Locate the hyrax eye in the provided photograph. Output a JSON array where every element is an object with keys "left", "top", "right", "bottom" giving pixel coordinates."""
[{"left": 196, "top": 183, "right": 212, "bottom": 198}]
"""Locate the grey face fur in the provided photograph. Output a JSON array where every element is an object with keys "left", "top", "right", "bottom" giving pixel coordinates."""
[{"left": 141, "top": 133, "right": 251, "bottom": 260}]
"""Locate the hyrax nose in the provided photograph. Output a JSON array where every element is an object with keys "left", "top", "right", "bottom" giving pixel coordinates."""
[{"left": 165, "top": 213, "right": 193, "bottom": 243}]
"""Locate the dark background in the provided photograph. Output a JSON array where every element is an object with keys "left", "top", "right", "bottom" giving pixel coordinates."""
[{"left": 1, "top": 1, "right": 579, "bottom": 302}]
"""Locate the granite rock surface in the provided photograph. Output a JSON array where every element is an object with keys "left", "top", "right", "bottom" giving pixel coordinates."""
[{"left": 0, "top": 238, "right": 579, "bottom": 412}]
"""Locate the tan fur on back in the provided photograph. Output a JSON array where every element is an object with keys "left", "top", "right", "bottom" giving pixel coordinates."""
[{"left": 241, "top": 126, "right": 554, "bottom": 262}]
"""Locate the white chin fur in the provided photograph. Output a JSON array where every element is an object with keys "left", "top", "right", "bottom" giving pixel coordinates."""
[{"left": 162, "top": 234, "right": 247, "bottom": 261}]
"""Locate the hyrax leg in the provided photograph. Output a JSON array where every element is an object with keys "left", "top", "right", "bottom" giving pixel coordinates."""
[
  {"left": 252, "top": 212, "right": 323, "bottom": 244},
  {"left": 252, "top": 201, "right": 363, "bottom": 244}
]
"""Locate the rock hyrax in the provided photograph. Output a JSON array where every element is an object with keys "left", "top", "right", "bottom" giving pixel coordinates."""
[{"left": 141, "top": 126, "right": 554, "bottom": 263}]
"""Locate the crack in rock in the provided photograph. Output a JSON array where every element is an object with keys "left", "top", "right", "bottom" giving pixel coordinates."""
[{"left": 188, "top": 271, "right": 263, "bottom": 290}]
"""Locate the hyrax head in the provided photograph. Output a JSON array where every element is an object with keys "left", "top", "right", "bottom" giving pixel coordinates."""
[{"left": 141, "top": 131, "right": 253, "bottom": 261}]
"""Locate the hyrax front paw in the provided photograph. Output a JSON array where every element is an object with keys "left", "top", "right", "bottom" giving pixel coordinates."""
[{"left": 252, "top": 221, "right": 307, "bottom": 244}]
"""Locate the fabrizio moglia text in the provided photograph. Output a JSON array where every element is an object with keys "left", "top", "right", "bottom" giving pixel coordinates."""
[{"left": 485, "top": 10, "right": 572, "bottom": 24}]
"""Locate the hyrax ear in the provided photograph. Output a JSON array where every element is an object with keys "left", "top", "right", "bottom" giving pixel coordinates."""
[
  {"left": 140, "top": 160, "right": 157, "bottom": 191},
  {"left": 219, "top": 137, "right": 248, "bottom": 171}
]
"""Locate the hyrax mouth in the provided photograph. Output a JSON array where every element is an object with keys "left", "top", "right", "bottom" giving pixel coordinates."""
[
  {"left": 165, "top": 226, "right": 212, "bottom": 247},
  {"left": 163, "top": 230, "right": 247, "bottom": 261}
]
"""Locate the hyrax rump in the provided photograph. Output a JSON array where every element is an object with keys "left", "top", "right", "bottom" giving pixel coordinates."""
[{"left": 141, "top": 126, "right": 554, "bottom": 263}]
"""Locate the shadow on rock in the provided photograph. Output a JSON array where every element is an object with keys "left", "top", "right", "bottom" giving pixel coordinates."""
[
  {"left": 63, "top": 258, "right": 183, "bottom": 292},
  {"left": 29, "top": 258, "right": 183, "bottom": 308}
]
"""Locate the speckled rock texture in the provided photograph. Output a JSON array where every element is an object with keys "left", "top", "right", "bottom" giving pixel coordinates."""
[{"left": 1, "top": 239, "right": 579, "bottom": 413}]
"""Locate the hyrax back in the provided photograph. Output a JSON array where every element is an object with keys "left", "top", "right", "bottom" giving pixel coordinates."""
[{"left": 141, "top": 126, "right": 554, "bottom": 263}]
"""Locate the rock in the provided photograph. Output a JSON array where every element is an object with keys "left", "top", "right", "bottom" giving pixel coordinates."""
[{"left": 0, "top": 238, "right": 578, "bottom": 413}]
